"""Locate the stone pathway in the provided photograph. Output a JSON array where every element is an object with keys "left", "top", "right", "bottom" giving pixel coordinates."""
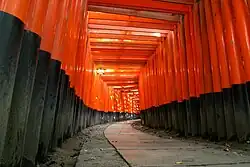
[{"left": 105, "top": 120, "right": 250, "bottom": 167}]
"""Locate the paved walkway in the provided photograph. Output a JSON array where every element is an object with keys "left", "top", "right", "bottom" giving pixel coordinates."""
[{"left": 105, "top": 120, "right": 250, "bottom": 167}]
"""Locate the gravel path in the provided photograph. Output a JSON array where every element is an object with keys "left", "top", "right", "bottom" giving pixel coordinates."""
[
  {"left": 76, "top": 124, "right": 128, "bottom": 167},
  {"left": 39, "top": 123, "right": 128, "bottom": 167}
]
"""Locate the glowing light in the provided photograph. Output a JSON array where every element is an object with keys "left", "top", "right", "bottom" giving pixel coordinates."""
[
  {"left": 95, "top": 38, "right": 120, "bottom": 42},
  {"left": 152, "top": 32, "right": 161, "bottom": 37},
  {"left": 123, "top": 39, "right": 133, "bottom": 42},
  {"left": 96, "top": 68, "right": 105, "bottom": 75},
  {"left": 105, "top": 69, "right": 115, "bottom": 72}
]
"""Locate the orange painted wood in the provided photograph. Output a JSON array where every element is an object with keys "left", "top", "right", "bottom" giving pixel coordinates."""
[
  {"left": 0, "top": 0, "right": 31, "bottom": 22},
  {"left": 88, "top": 18, "right": 176, "bottom": 30},
  {"left": 173, "top": 30, "right": 182, "bottom": 101},
  {"left": 162, "top": 38, "right": 171, "bottom": 103},
  {"left": 168, "top": 32, "right": 177, "bottom": 102},
  {"left": 188, "top": 10, "right": 199, "bottom": 97},
  {"left": 231, "top": 0, "right": 250, "bottom": 82},
  {"left": 40, "top": 0, "right": 61, "bottom": 51},
  {"left": 88, "top": 0, "right": 191, "bottom": 14},
  {"left": 204, "top": 0, "right": 222, "bottom": 93},
  {"left": 220, "top": 0, "right": 245, "bottom": 85},
  {"left": 176, "top": 24, "right": 186, "bottom": 100},
  {"left": 210, "top": 0, "right": 231, "bottom": 89},
  {"left": 184, "top": 14, "right": 196, "bottom": 97},
  {"left": 192, "top": 3, "right": 205, "bottom": 95},
  {"left": 26, "top": 0, "right": 50, "bottom": 35},
  {"left": 159, "top": 40, "right": 168, "bottom": 104},
  {"left": 199, "top": 0, "right": 213, "bottom": 94}
]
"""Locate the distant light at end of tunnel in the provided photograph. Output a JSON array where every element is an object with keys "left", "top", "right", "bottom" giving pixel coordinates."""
[{"left": 96, "top": 68, "right": 105, "bottom": 75}]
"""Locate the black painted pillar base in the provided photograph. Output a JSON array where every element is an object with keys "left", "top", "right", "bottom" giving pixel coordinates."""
[
  {"left": 214, "top": 92, "right": 226, "bottom": 141},
  {"left": 73, "top": 96, "right": 80, "bottom": 134},
  {"left": 38, "top": 59, "right": 61, "bottom": 161},
  {"left": 60, "top": 77, "right": 70, "bottom": 141},
  {"left": 140, "top": 110, "right": 145, "bottom": 125},
  {"left": 200, "top": 95, "right": 208, "bottom": 138},
  {"left": 0, "top": 11, "right": 24, "bottom": 165},
  {"left": 148, "top": 108, "right": 151, "bottom": 127},
  {"left": 190, "top": 98, "right": 200, "bottom": 136},
  {"left": 186, "top": 100, "right": 192, "bottom": 135},
  {"left": 222, "top": 88, "right": 236, "bottom": 140},
  {"left": 86, "top": 108, "right": 91, "bottom": 127},
  {"left": 167, "top": 104, "right": 172, "bottom": 130},
  {"left": 177, "top": 101, "right": 185, "bottom": 136},
  {"left": 83, "top": 104, "right": 88, "bottom": 128},
  {"left": 145, "top": 109, "right": 149, "bottom": 126},
  {"left": 143, "top": 110, "right": 147, "bottom": 126},
  {"left": 172, "top": 102, "right": 179, "bottom": 132},
  {"left": 22, "top": 50, "right": 50, "bottom": 167},
  {"left": 67, "top": 87, "right": 74, "bottom": 138},
  {"left": 148, "top": 108, "right": 153, "bottom": 128},
  {"left": 79, "top": 100, "right": 84, "bottom": 131},
  {"left": 159, "top": 105, "right": 165, "bottom": 129},
  {"left": 163, "top": 105, "right": 168, "bottom": 130},
  {"left": 1, "top": 30, "right": 41, "bottom": 167},
  {"left": 182, "top": 100, "right": 189, "bottom": 137},
  {"left": 51, "top": 72, "right": 67, "bottom": 149},
  {"left": 77, "top": 98, "right": 82, "bottom": 132},
  {"left": 204, "top": 93, "right": 217, "bottom": 140},
  {"left": 232, "top": 84, "right": 250, "bottom": 142},
  {"left": 151, "top": 107, "right": 157, "bottom": 128}
]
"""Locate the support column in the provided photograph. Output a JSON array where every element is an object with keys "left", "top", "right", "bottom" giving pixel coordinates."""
[
  {"left": 199, "top": 0, "right": 217, "bottom": 139},
  {"left": 22, "top": 50, "right": 50, "bottom": 167},
  {"left": 51, "top": 70, "right": 67, "bottom": 149},
  {"left": 0, "top": 0, "right": 30, "bottom": 165},
  {"left": 38, "top": 0, "right": 62, "bottom": 160},
  {"left": 221, "top": 0, "right": 250, "bottom": 142},
  {"left": 38, "top": 60, "right": 61, "bottom": 160},
  {"left": 1, "top": 31, "right": 41, "bottom": 167}
]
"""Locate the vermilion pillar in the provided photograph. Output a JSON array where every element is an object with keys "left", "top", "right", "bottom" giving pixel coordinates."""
[
  {"left": 231, "top": 1, "right": 250, "bottom": 141},
  {"left": 204, "top": 0, "right": 221, "bottom": 93},
  {"left": 50, "top": 0, "right": 72, "bottom": 151},
  {"left": 204, "top": 0, "right": 226, "bottom": 140},
  {"left": 21, "top": 0, "right": 53, "bottom": 166},
  {"left": 159, "top": 42, "right": 167, "bottom": 105},
  {"left": 186, "top": 12, "right": 201, "bottom": 136},
  {"left": 37, "top": 0, "right": 64, "bottom": 161},
  {"left": 198, "top": 0, "right": 216, "bottom": 138},
  {"left": 173, "top": 31, "right": 182, "bottom": 103},
  {"left": 178, "top": 21, "right": 189, "bottom": 101},
  {"left": 192, "top": 3, "right": 206, "bottom": 137},
  {"left": 232, "top": 0, "right": 250, "bottom": 82},
  {"left": 221, "top": 0, "right": 250, "bottom": 142},
  {"left": 75, "top": 0, "right": 88, "bottom": 99},
  {"left": 177, "top": 22, "right": 189, "bottom": 136},
  {"left": 188, "top": 11, "right": 199, "bottom": 98},
  {"left": 184, "top": 14, "right": 196, "bottom": 98},
  {"left": 211, "top": 0, "right": 236, "bottom": 140}
]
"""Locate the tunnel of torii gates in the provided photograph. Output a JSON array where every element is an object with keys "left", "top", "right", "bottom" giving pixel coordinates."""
[{"left": 0, "top": 0, "right": 250, "bottom": 166}]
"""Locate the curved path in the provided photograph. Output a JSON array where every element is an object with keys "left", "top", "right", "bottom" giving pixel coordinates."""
[{"left": 105, "top": 120, "right": 250, "bottom": 167}]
